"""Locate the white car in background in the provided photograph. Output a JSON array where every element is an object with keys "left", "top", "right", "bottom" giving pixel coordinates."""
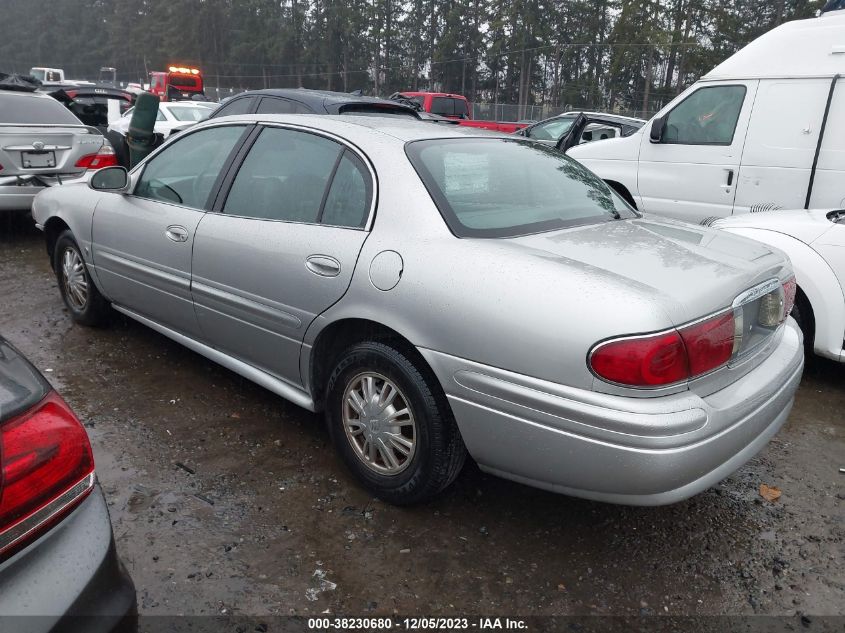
[
  {"left": 715, "top": 209, "right": 845, "bottom": 362},
  {"left": 107, "top": 101, "right": 217, "bottom": 138}
]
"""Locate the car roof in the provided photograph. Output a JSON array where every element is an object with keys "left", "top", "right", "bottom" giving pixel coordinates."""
[
  {"left": 0, "top": 89, "right": 54, "bottom": 101},
  {"left": 204, "top": 113, "right": 508, "bottom": 143},
  {"left": 226, "top": 88, "right": 407, "bottom": 109}
]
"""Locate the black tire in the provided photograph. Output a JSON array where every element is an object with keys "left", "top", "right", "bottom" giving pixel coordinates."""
[
  {"left": 54, "top": 230, "right": 111, "bottom": 326},
  {"left": 325, "top": 341, "right": 466, "bottom": 505}
]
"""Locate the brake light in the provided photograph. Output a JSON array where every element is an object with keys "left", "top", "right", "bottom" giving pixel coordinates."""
[
  {"left": 591, "top": 311, "right": 738, "bottom": 387},
  {"left": 74, "top": 144, "right": 118, "bottom": 170},
  {"left": 0, "top": 392, "right": 95, "bottom": 558},
  {"left": 590, "top": 331, "right": 689, "bottom": 387},
  {"left": 678, "top": 312, "right": 736, "bottom": 376}
]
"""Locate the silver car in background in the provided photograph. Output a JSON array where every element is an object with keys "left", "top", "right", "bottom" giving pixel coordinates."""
[
  {"left": 32, "top": 115, "right": 803, "bottom": 505},
  {"left": 0, "top": 90, "right": 116, "bottom": 212}
]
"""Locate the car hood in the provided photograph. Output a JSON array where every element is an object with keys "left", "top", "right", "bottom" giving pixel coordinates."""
[
  {"left": 713, "top": 208, "right": 836, "bottom": 245},
  {"left": 506, "top": 215, "right": 789, "bottom": 327}
]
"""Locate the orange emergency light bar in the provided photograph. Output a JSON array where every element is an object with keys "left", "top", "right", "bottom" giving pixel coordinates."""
[{"left": 168, "top": 66, "right": 200, "bottom": 75}]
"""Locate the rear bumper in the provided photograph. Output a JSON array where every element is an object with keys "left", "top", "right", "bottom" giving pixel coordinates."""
[
  {"left": 0, "top": 484, "right": 137, "bottom": 633},
  {"left": 0, "top": 174, "right": 90, "bottom": 212},
  {"left": 421, "top": 319, "right": 804, "bottom": 505}
]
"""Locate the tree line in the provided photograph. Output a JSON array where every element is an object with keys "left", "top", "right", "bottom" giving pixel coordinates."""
[{"left": 0, "top": 0, "right": 822, "bottom": 116}]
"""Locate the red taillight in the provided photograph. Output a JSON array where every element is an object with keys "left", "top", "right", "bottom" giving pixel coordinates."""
[
  {"left": 679, "top": 312, "right": 736, "bottom": 376},
  {"left": 590, "top": 331, "right": 689, "bottom": 387},
  {"left": 74, "top": 144, "right": 118, "bottom": 170},
  {"left": 590, "top": 311, "right": 737, "bottom": 387},
  {"left": 0, "top": 392, "right": 94, "bottom": 557},
  {"left": 782, "top": 277, "right": 797, "bottom": 320}
]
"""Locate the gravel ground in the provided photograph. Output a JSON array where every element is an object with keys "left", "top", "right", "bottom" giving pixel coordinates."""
[{"left": 1, "top": 215, "right": 842, "bottom": 622}]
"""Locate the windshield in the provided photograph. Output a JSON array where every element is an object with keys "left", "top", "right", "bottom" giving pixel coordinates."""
[
  {"left": 167, "top": 105, "right": 214, "bottom": 122},
  {"left": 406, "top": 138, "right": 636, "bottom": 238},
  {"left": 0, "top": 93, "right": 82, "bottom": 125}
]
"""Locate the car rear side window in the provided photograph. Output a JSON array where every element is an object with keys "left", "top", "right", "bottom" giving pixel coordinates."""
[
  {"left": 406, "top": 138, "right": 636, "bottom": 238},
  {"left": 213, "top": 96, "right": 255, "bottom": 118},
  {"left": 256, "top": 97, "right": 312, "bottom": 114},
  {"left": 223, "top": 127, "right": 342, "bottom": 223},
  {"left": 321, "top": 151, "right": 372, "bottom": 228},
  {"left": 0, "top": 93, "right": 81, "bottom": 125},
  {"left": 134, "top": 125, "right": 247, "bottom": 209},
  {"left": 0, "top": 340, "right": 49, "bottom": 422}
]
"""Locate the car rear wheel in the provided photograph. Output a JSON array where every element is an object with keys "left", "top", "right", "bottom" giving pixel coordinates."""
[
  {"left": 325, "top": 341, "right": 466, "bottom": 505},
  {"left": 54, "top": 230, "right": 110, "bottom": 326}
]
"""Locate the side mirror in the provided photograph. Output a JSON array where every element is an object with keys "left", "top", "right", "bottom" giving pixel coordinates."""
[
  {"left": 649, "top": 116, "right": 666, "bottom": 143},
  {"left": 89, "top": 166, "right": 129, "bottom": 191}
]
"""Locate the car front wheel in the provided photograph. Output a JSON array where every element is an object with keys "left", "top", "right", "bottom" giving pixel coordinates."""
[
  {"left": 325, "top": 341, "right": 466, "bottom": 505},
  {"left": 54, "top": 230, "right": 110, "bottom": 326}
]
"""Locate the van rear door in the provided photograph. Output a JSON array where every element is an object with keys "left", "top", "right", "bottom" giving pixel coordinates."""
[
  {"left": 734, "top": 78, "right": 836, "bottom": 213},
  {"left": 636, "top": 80, "right": 757, "bottom": 222}
]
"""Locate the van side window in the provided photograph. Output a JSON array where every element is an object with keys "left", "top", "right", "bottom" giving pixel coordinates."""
[{"left": 663, "top": 85, "right": 746, "bottom": 145}]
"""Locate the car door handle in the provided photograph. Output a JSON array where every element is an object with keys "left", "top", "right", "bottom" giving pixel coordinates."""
[
  {"left": 305, "top": 255, "right": 341, "bottom": 277},
  {"left": 725, "top": 169, "right": 734, "bottom": 187},
  {"left": 165, "top": 225, "right": 189, "bottom": 242}
]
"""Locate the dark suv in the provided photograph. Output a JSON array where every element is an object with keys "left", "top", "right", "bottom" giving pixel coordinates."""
[{"left": 210, "top": 88, "right": 420, "bottom": 119}]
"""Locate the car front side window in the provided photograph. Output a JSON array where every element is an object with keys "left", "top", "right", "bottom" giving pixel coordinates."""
[
  {"left": 662, "top": 85, "right": 746, "bottom": 145},
  {"left": 134, "top": 125, "right": 246, "bottom": 209}
]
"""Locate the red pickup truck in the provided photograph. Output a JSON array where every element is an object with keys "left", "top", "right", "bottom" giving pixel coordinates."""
[{"left": 397, "top": 92, "right": 529, "bottom": 134}]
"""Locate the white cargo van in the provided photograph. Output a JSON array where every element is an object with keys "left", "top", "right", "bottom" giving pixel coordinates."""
[{"left": 568, "top": 11, "right": 845, "bottom": 223}]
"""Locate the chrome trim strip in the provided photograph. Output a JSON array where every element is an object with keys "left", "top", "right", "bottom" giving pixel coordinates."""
[
  {"left": 732, "top": 278, "right": 781, "bottom": 308},
  {"left": 0, "top": 472, "right": 95, "bottom": 556},
  {"left": 111, "top": 304, "right": 315, "bottom": 411},
  {"left": 191, "top": 279, "right": 302, "bottom": 330}
]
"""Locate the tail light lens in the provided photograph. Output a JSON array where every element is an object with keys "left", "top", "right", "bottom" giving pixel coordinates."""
[
  {"left": 679, "top": 312, "right": 736, "bottom": 376},
  {"left": 75, "top": 144, "right": 118, "bottom": 170},
  {"left": 589, "top": 331, "right": 689, "bottom": 387},
  {"left": 0, "top": 392, "right": 95, "bottom": 558}
]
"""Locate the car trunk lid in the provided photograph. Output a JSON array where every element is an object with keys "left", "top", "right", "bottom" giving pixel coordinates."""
[
  {"left": 0, "top": 125, "right": 96, "bottom": 177},
  {"left": 509, "top": 217, "right": 788, "bottom": 325}
]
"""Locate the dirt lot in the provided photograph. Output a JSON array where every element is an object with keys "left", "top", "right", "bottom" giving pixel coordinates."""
[{"left": 1, "top": 216, "right": 843, "bottom": 622}]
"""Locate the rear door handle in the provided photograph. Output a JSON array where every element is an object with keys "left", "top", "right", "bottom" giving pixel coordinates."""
[
  {"left": 725, "top": 169, "right": 734, "bottom": 187},
  {"left": 165, "top": 225, "right": 189, "bottom": 242},
  {"left": 305, "top": 255, "right": 341, "bottom": 277}
]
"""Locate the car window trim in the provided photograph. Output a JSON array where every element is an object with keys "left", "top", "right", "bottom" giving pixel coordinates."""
[
  {"left": 209, "top": 122, "right": 378, "bottom": 232},
  {"left": 128, "top": 122, "right": 255, "bottom": 213}
]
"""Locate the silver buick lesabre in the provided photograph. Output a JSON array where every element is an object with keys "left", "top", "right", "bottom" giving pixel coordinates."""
[{"left": 32, "top": 114, "right": 804, "bottom": 505}]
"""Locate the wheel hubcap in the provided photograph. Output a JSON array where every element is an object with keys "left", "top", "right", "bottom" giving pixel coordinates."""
[
  {"left": 342, "top": 372, "right": 416, "bottom": 475},
  {"left": 61, "top": 247, "right": 88, "bottom": 311}
]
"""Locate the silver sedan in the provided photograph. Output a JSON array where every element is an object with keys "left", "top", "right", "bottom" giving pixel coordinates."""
[{"left": 32, "top": 114, "right": 804, "bottom": 505}]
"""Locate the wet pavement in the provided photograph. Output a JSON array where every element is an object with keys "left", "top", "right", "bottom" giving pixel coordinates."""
[{"left": 0, "top": 215, "right": 843, "bottom": 618}]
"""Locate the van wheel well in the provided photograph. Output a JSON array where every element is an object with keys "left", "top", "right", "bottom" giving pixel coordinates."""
[
  {"left": 44, "top": 218, "right": 71, "bottom": 269},
  {"left": 605, "top": 180, "right": 637, "bottom": 209},
  {"left": 309, "top": 319, "right": 433, "bottom": 412}
]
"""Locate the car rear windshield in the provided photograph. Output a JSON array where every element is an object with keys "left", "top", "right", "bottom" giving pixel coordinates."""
[
  {"left": 430, "top": 97, "right": 468, "bottom": 118},
  {"left": 0, "top": 93, "right": 82, "bottom": 125},
  {"left": 168, "top": 105, "right": 214, "bottom": 122},
  {"left": 406, "top": 138, "right": 636, "bottom": 238},
  {"left": 0, "top": 339, "right": 49, "bottom": 422}
]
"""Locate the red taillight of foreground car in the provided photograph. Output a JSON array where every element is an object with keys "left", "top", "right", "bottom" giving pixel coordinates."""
[
  {"left": 0, "top": 392, "right": 95, "bottom": 558},
  {"left": 75, "top": 144, "right": 118, "bottom": 170},
  {"left": 590, "top": 311, "right": 738, "bottom": 388}
]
